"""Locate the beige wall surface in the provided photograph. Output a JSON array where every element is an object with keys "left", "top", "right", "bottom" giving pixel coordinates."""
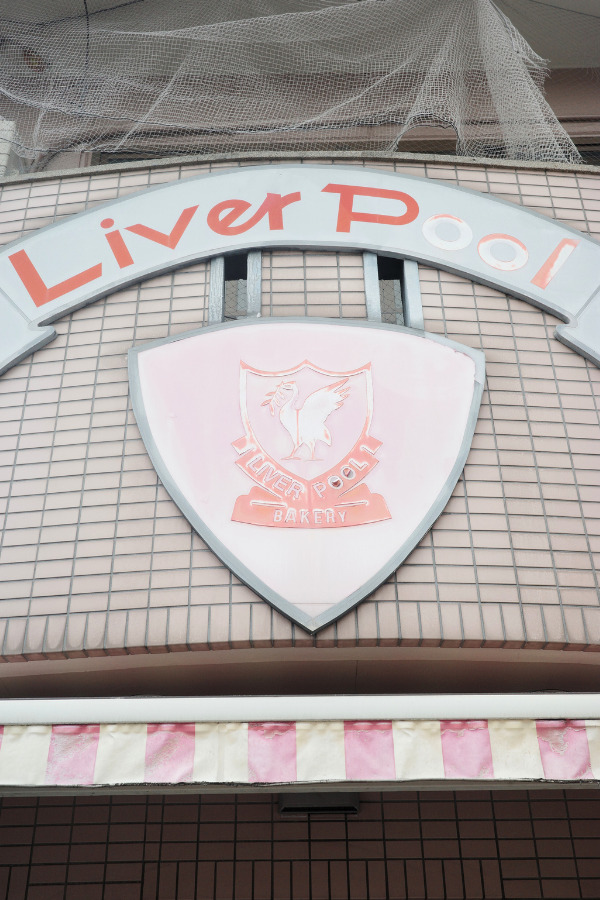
[{"left": 0, "top": 158, "right": 599, "bottom": 663}]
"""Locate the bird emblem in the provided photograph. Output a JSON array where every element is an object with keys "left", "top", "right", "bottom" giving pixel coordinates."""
[{"left": 262, "top": 377, "right": 350, "bottom": 460}]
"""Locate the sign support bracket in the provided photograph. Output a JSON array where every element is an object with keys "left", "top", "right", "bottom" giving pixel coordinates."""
[
  {"left": 363, "top": 251, "right": 382, "bottom": 322},
  {"left": 247, "top": 251, "right": 262, "bottom": 317},
  {"left": 208, "top": 256, "right": 225, "bottom": 323},
  {"left": 402, "top": 259, "right": 424, "bottom": 330}
]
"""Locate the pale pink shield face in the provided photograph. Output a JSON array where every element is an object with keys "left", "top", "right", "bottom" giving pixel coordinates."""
[{"left": 129, "top": 320, "right": 484, "bottom": 632}]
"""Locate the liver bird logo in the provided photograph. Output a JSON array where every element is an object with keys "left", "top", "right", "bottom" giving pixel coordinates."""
[{"left": 261, "top": 378, "right": 350, "bottom": 460}]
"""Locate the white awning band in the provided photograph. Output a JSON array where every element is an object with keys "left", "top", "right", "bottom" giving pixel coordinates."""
[
  {"left": 2, "top": 694, "right": 600, "bottom": 724},
  {"left": 0, "top": 718, "right": 599, "bottom": 792}
]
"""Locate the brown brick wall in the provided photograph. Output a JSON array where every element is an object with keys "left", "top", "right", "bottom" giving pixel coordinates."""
[
  {"left": 0, "top": 159, "right": 599, "bottom": 657},
  {"left": 1, "top": 789, "right": 599, "bottom": 899}
]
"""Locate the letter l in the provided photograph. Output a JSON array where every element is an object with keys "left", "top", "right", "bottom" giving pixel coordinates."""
[{"left": 9, "top": 249, "right": 103, "bottom": 308}]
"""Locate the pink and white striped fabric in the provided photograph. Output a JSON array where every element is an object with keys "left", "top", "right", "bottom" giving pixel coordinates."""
[{"left": 0, "top": 720, "right": 598, "bottom": 790}]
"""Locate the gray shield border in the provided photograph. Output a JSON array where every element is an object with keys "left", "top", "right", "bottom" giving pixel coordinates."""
[{"left": 128, "top": 317, "right": 486, "bottom": 634}]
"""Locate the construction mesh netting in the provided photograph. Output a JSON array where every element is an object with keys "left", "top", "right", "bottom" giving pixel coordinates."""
[{"left": 0, "top": 0, "right": 595, "bottom": 168}]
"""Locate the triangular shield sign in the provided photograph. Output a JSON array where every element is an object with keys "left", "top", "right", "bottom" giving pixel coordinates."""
[{"left": 129, "top": 319, "right": 485, "bottom": 633}]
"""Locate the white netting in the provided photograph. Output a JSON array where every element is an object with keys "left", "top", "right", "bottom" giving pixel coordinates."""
[{"left": 0, "top": 0, "right": 585, "bottom": 166}]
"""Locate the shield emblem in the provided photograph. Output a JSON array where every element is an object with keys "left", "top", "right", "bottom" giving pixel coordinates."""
[
  {"left": 232, "top": 359, "right": 391, "bottom": 529},
  {"left": 129, "top": 318, "right": 484, "bottom": 633}
]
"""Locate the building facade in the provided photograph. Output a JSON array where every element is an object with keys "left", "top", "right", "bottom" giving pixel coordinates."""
[{"left": 0, "top": 150, "right": 598, "bottom": 898}]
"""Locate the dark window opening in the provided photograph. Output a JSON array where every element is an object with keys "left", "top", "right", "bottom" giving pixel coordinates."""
[
  {"left": 224, "top": 253, "right": 248, "bottom": 320},
  {"left": 577, "top": 144, "right": 600, "bottom": 166},
  {"left": 377, "top": 256, "right": 404, "bottom": 325}
]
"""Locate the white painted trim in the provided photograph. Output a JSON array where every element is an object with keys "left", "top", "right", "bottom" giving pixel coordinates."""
[
  {"left": 208, "top": 255, "right": 224, "bottom": 323},
  {"left": 246, "top": 250, "right": 262, "bottom": 317},
  {"left": 362, "top": 251, "right": 382, "bottom": 322},
  {"left": 402, "top": 259, "right": 424, "bottom": 330},
  {"left": 0, "top": 694, "right": 598, "bottom": 725}
]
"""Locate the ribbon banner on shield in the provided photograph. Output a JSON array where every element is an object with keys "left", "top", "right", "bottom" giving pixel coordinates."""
[{"left": 129, "top": 319, "right": 485, "bottom": 633}]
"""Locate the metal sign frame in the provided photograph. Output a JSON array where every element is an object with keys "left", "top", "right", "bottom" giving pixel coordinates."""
[{"left": 128, "top": 317, "right": 485, "bottom": 633}]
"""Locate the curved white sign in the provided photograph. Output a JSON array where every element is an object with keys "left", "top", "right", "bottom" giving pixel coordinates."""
[{"left": 1, "top": 164, "right": 599, "bottom": 373}]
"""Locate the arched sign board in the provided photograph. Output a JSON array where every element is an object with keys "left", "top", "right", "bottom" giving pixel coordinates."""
[
  {"left": 1, "top": 164, "right": 599, "bottom": 632},
  {"left": 1, "top": 164, "right": 600, "bottom": 373}
]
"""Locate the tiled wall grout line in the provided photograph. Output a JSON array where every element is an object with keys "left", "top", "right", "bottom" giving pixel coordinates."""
[
  {"left": 59, "top": 289, "right": 106, "bottom": 657},
  {"left": 470, "top": 277, "right": 526, "bottom": 644},
  {"left": 507, "top": 301, "right": 569, "bottom": 643}
]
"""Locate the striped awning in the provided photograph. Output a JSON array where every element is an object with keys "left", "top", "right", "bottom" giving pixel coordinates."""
[{"left": 1, "top": 719, "right": 599, "bottom": 793}]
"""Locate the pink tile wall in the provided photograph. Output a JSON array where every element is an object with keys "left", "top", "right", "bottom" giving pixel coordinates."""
[{"left": 0, "top": 159, "right": 599, "bottom": 656}]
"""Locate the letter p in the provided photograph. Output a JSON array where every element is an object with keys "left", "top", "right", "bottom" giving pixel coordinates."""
[{"left": 322, "top": 183, "right": 419, "bottom": 233}]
